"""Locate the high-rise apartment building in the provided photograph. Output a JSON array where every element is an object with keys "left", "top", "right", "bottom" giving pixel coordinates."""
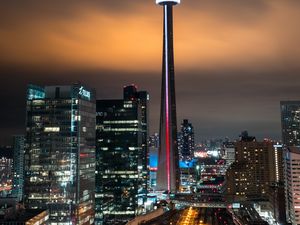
[
  {"left": 178, "top": 119, "right": 194, "bottom": 160},
  {"left": 95, "top": 85, "right": 148, "bottom": 225},
  {"left": 12, "top": 135, "right": 25, "bottom": 202},
  {"left": 284, "top": 147, "right": 300, "bottom": 225},
  {"left": 24, "top": 84, "right": 96, "bottom": 224},
  {"left": 281, "top": 101, "right": 300, "bottom": 146},
  {"left": 156, "top": 0, "right": 180, "bottom": 193},
  {"left": 226, "top": 133, "right": 280, "bottom": 201}
]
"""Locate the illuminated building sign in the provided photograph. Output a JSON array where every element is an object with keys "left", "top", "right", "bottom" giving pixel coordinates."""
[
  {"left": 194, "top": 151, "right": 208, "bottom": 158},
  {"left": 79, "top": 86, "right": 91, "bottom": 100},
  {"left": 194, "top": 150, "right": 219, "bottom": 158}
]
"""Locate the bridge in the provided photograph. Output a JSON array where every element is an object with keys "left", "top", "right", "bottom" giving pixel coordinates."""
[
  {"left": 171, "top": 193, "right": 228, "bottom": 208},
  {"left": 172, "top": 199, "right": 227, "bottom": 208}
]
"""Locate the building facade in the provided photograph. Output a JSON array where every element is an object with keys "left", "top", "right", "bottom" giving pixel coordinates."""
[
  {"left": 95, "top": 85, "right": 148, "bottom": 225},
  {"left": 24, "top": 84, "right": 96, "bottom": 225},
  {"left": 284, "top": 147, "right": 300, "bottom": 225},
  {"left": 156, "top": 0, "right": 180, "bottom": 193},
  {"left": 0, "top": 146, "right": 13, "bottom": 198},
  {"left": 12, "top": 135, "right": 25, "bottom": 202},
  {"left": 281, "top": 101, "right": 300, "bottom": 147},
  {"left": 226, "top": 135, "right": 279, "bottom": 201},
  {"left": 148, "top": 134, "right": 159, "bottom": 189},
  {"left": 223, "top": 142, "right": 235, "bottom": 168}
]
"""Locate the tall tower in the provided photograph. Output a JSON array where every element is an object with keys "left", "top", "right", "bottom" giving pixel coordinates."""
[{"left": 156, "top": 0, "right": 180, "bottom": 193}]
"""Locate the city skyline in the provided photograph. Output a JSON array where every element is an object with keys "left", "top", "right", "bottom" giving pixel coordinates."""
[{"left": 1, "top": 0, "right": 300, "bottom": 144}]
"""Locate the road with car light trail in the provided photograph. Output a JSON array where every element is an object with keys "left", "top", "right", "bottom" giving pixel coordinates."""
[
  {"left": 142, "top": 207, "right": 234, "bottom": 225},
  {"left": 176, "top": 207, "right": 234, "bottom": 225}
]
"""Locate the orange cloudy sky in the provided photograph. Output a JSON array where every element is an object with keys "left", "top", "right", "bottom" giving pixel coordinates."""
[{"left": 1, "top": 0, "right": 300, "bottom": 142}]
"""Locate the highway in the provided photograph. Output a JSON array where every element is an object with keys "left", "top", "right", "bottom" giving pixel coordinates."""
[
  {"left": 176, "top": 207, "right": 234, "bottom": 225},
  {"left": 143, "top": 207, "right": 234, "bottom": 225}
]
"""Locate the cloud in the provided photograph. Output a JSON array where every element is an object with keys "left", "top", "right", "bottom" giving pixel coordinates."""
[{"left": 0, "top": 0, "right": 300, "bottom": 73}]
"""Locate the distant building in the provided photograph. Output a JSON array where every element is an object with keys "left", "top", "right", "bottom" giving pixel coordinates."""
[
  {"left": 0, "top": 146, "right": 13, "bottom": 197},
  {"left": 12, "top": 135, "right": 25, "bottom": 202},
  {"left": 223, "top": 142, "right": 235, "bottom": 168},
  {"left": 178, "top": 119, "right": 195, "bottom": 161},
  {"left": 95, "top": 85, "right": 149, "bottom": 224},
  {"left": 149, "top": 133, "right": 159, "bottom": 149},
  {"left": 226, "top": 132, "right": 281, "bottom": 201},
  {"left": 284, "top": 147, "right": 300, "bottom": 225},
  {"left": 281, "top": 101, "right": 300, "bottom": 146},
  {"left": 270, "top": 144, "right": 286, "bottom": 224},
  {"left": 148, "top": 134, "right": 159, "bottom": 189},
  {"left": 24, "top": 84, "right": 96, "bottom": 224}
]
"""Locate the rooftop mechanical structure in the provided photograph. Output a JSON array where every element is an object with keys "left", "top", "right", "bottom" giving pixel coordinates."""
[{"left": 156, "top": 0, "right": 180, "bottom": 193}]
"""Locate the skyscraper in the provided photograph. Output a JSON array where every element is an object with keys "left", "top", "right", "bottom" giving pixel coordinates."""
[
  {"left": 226, "top": 133, "right": 279, "bottom": 201},
  {"left": 156, "top": 0, "right": 180, "bottom": 193},
  {"left": 24, "top": 84, "right": 96, "bottom": 224},
  {"left": 178, "top": 119, "right": 195, "bottom": 160},
  {"left": 95, "top": 85, "right": 149, "bottom": 225},
  {"left": 12, "top": 135, "right": 25, "bottom": 202},
  {"left": 284, "top": 147, "right": 300, "bottom": 225},
  {"left": 281, "top": 101, "right": 300, "bottom": 146}
]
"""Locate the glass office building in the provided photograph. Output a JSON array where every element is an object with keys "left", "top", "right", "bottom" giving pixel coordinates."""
[
  {"left": 12, "top": 135, "right": 25, "bottom": 202},
  {"left": 281, "top": 101, "right": 300, "bottom": 146},
  {"left": 95, "top": 85, "right": 148, "bottom": 225},
  {"left": 24, "top": 84, "right": 96, "bottom": 225}
]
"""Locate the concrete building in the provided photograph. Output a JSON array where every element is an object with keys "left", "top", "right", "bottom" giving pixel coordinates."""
[
  {"left": 284, "top": 147, "right": 300, "bottom": 225},
  {"left": 226, "top": 133, "right": 279, "bottom": 201}
]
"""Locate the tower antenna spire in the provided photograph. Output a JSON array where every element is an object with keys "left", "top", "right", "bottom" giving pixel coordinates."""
[{"left": 156, "top": 0, "right": 180, "bottom": 193}]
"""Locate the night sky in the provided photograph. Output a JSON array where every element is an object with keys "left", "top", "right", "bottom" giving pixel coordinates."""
[{"left": 1, "top": 0, "right": 300, "bottom": 144}]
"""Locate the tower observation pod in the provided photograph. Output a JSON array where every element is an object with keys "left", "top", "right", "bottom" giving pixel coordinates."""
[{"left": 156, "top": 0, "right": 180, "bottom": 193}]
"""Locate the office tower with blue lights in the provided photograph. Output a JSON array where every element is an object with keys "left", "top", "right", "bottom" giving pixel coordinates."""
[
  {"left": 95, "top": 85, "right": 149, "bottom": 225},
  {"left": 156, "top": 0, "right": 180, "bottom": 193},
  {"left": 24, "top": 84, "right": 96, "bottom": 225},
  {"left": 12, "top": 135, "right": 25, "bottom": 202},
  {"left": 178, "top": 119, "right": 195, "bottom": 160}
]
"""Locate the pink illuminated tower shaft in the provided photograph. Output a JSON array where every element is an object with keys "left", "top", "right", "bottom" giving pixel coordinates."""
[{"left": 156, "top": 0, "right": 180, "bottom": 193}]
